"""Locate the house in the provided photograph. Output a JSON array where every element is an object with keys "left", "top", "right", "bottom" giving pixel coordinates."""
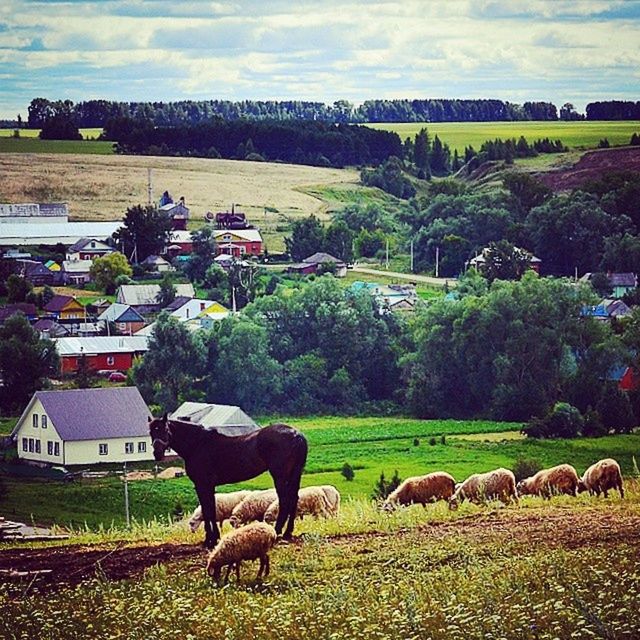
[
  {"left": 170, "top": 402, "right": 260, "bottom": 436},
  {"left": 13, "top": 259, "right": 59, "bottom": 286},
  {"left": 44, "top": 295, "right": 85, "bottom": 322},
  {"left": 213, "top": 228, "right": 263, "bottom": 257},
  {"left": 582, "top": 298, "right": 632, "bottom": 321},
  {"left": 61, "top": 259, "right": 93, "bottom": 285},
  {"left": 54, "top": 336, "right": 149, "bottom": 375},
  {"left": 66, "top": 238, "right": 113, "bottom": 261},
  {"left": 115, "top": 283, "right": 195, "bottom": 314},
  {"left": 88, "top": 298, "right": 112, "bottom": 316},
  {"left": 213, "top": 253, "right": 235, "bottom": 269},
  {"left": 11, "top": 387, "right": 153, "bottom": 466},
  {"left": 0, "top": 303, "right": 38, "bottom": 323},
  {"left": 214, "top": 208, "right": 252, "bottom": 230},
  {"left": 33, "top": 318, "right": 69, "bottom": 340},
  {"left": 159, "top": 197, "right": 189, "bottom": 230},
  {"left": 581, "top": 273, "right": 637, "bottom": 299},
  {"left": 98, "top": 303, "right": 146, "bottom": 335},
  {"left": 467, "top": 246, "right": 541, "bottom": 274},
  {"left": 351, "top": 281, "right": 418, "bottom": 313},
  {"left": 192, "top": 302, "right": 231, "bottom": 329},
  {"left": 140, "top": 254, "right": 173, "bottom": 273},
  {"left": 0, "top": 221, "right": 121, "bottom": 248},
  {"left": 45, "top": 260, "right": 61, "bottom": 273},
  {"left": 288, "top": 252, "right": 347, "bottom": 277},
  {"left": 167, "top": 297, "right": 219, "bottom": 321},
  {"left": 167, "top": 230, "right": 193, "bottom": 254}
]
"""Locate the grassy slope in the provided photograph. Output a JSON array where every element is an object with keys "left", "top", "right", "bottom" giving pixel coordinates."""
[
  {"left": 367, "top": 120, "right": 640, "bottom": 153},
  {"left": 2, "top": 416, "right": 639, "bottom": 529}
]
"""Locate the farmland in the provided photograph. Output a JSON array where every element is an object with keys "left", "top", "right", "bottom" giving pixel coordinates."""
[{"left": 367, "top": 120, "right": 640, "bottom": 153}]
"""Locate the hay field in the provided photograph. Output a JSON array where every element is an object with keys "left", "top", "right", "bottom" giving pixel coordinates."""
[{"left": 0, "top": 154, "right": 359, "bottom": 251}]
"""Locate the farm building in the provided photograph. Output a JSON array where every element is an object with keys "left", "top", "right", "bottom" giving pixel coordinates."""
[
  {"left": 581, "top": 273, "right": 637, "bottom": 299},
  {"left": 61, "top": 259, "right": 93, "bottom": 285},
  {"left": 43, "top": 295, "right": 85, "bottom": 322},
  {"left": 12, "top": 259, "right": 59, "bottom": 286},
  {"left": 0, "top": 202, "right": 68, "bottom": 224},
  {"left": 213, "top": 228, "right": 263, "bottom": 257},
  {"left": 140, "top": 255, "right": 173, "bottom": 273},
  {"left": 98, "top": 303, "right": 146, "bottom": 335},
  {"left": 66, "top": 238, "right": 114, "bottom": 261},
  {"left": 288, "top": 252, "right": 347, "bottom": 277},
  {"left": 467, "top": 246, "right": 541, "bottom": 274},
  {"left": 11, "top": 387, "right": 153, "bottom": 466},
  {"left": 115, "top": 283, "right": 195, "bottom": 314},
  {"left": 160, "top": 197, "right": 189, "bottom": 230},
  {"left": 33, "top": 318, "right": 69, "bottom": 339},
  {"left": 54, "top": 336, "right": 149, "bottom": 375},
  {"left": 170, "top": 402, "right": 260, "bottom": 436},
  {"left": 0, "top": 222, "right": 122, "bottom": 248}
]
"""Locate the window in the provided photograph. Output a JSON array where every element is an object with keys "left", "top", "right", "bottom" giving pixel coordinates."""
[
  {"left": 125, "top": 442, "right": 134, "bottom": 454},
  {"left": 32, "top": 414, "right": 38, "bottom": 428},
  {"left": 41, "top": 415, "right": 48, "bottom": 429},
  {"left": 28, "top": 439, "right": 34, "bottom": 453},
  {"left": 47, "top": 441, "right": 53, "bottom": 455},
  {"left": 99, "top": 443, "right": 108, "bottom": 456},
  {"left": 22, "top": 438, "right": 27, "bottom": 452},
  {"left": 106, "top": 356, "right": 115, "bottom": 366},
  {"left": 35, "top": 440, "right": 41, "bottom": 454},
  {"left": 138, "top": 441, "right": 147, "bottom": 453}
]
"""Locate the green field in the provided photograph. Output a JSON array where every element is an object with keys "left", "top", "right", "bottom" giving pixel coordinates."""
[
  {"left": 2, "top": 416, "right": 638, "bottom": 529},
  {"left": 367, "top": 120, "right": 640, "bottom": 153},
  {"left": 0, "top": 127, "right": 103, "bottom": 139},
  {"left": 0, "top": 137, "right": 113, "bottom": 154}
]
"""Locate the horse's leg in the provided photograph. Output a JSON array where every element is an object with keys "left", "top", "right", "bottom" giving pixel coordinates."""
[
  {"left": 272, "top": 477, "right": 290, "bottom": 536},
  {"left": 283, "top": 440, "right": 307, "bottom": 539},
  {"left": 196, "top": 484, "right": 219, "bottom": 549}
]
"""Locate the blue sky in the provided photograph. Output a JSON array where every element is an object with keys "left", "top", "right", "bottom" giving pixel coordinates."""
[{"left": 0, "top": 0, "right": 639, "bottom": 119}]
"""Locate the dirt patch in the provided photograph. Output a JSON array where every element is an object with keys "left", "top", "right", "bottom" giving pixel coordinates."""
[
  {"left": 1, "top": 508, "right": 638, "bottom": 593},
  {"left": 536, "top": 146, "right": 640, "bottom": 191}
]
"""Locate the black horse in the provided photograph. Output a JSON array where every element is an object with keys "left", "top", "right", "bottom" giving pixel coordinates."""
[{"left": 149, "top": 414, "right": 308, "bottom": 548}]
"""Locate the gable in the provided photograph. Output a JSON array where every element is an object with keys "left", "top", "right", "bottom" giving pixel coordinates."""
[{"left": 12, "top": 397, "right": 63, "bottom": 442}]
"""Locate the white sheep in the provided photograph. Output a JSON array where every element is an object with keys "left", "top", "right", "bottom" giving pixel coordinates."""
[
  {"left": 578, "top": 458, "right": 624, "bottom": 498},
  {"left": 188, "top": 490, "right": 251, "bottom": 532},
  {"left": 383, "top": 472, "right": 456, "bottom": 510},
  {"left": 517, "top": 464, "right": 580, "bottom": 499},
  {"left": 263, "top": 486, "right": 332, "bottom": 524},
  {"left": 318, "top": 485, "right": 341, "bottom": 516},
  {"left": 228, "top": 489, "right": 278, "bottom": 528},
  {"left": 206, "top": 521, "right": 278, "bottom": 584},
  {"left": 449, "top": 468, "right": 518, "bottom": 509}
]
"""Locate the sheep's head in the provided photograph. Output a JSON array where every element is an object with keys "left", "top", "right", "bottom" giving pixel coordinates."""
[
  {"left": 577, "top": 479, "right": 588, "bottom": 494},
  {"left": 448, "top": 496, "right": 459, "bottom": 511},
  {"left": 228, "top": 515, "right": 241, "bottom": 528},
  {"left": 206, "top": 556, "right": 222, "bottom": 582},
  {"left": 188, "top": 514, "right": 202, "bottom": 533},
  {"left": 516, "top": 479, "right": 533, "bottom": 496}
]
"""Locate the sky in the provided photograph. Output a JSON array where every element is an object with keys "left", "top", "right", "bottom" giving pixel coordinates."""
[{"left": 0, "top": 0, "right": 639, "bottom": 119}]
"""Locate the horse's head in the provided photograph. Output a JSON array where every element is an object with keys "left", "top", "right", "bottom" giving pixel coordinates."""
[{"left": 148, "top": 413, "right": 171, "bottom": 461}]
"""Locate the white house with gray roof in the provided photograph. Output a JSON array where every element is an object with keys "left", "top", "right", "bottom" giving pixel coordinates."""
[{"left": 12, "top": 387, "right": 153, "bottom": 466}]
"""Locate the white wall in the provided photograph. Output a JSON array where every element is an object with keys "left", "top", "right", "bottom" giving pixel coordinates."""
[
  {"left": 65, "top": 437, "right": 154, "bottom": 465},
  {"left": 15, "top": 398, "right": 65, "bottom": 465}
]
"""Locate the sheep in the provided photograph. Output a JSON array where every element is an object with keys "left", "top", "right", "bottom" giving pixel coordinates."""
[
  {"left": 206, "top": 521, "right": 278, "bottom": 584},
  {"left": 318, "top": 485, "right": 341, "bottom": 516},
  {"left": 383, "top": 472, "right": 456, "bottom": 510},
  {"left": 263, "top": 486, "right": 332, "bottom": 524},
  {"left": 578, "top": 458, "right": 624, "bottom": 498},
  {"left": 517, "top": 464, "right": 580, "bottom": 499},
  {"left": 188, "top": 490, "right": 251, "bottom": 532},
  {"left": 228, "top": 489, "right": 278, "bottom": 528},
  {"left": 449, "top": 468, "right": 518, "bottom": 510}
]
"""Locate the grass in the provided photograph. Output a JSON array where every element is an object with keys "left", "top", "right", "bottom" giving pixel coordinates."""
[
  {"left": 0, "top": 417, "right": 17, "bottom": 437},
  {"left": 367, "top": 120, "right": 640, "bottom": 153},
  {"left": 0, "top": 138, "right": 113, "bottom": 154},
  {"left": 0, "top": 128, "right": 104, "bottom": 139},
  {"left": 340, "top": 269, "right": 443, "bottom": 299},
  {"left": 2, "top": 415, "right": 639, "bottom": 529}
]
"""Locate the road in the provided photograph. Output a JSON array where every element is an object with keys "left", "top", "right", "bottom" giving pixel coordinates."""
[{"left": 351, "top": 266, "right": 457, "bottom": 288}]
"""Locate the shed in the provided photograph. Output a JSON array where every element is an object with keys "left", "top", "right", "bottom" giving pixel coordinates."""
[{"left": 170, "top": 402, "right": 260, "bottom": 436}]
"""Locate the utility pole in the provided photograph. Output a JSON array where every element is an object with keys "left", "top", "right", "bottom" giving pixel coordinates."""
[
  {"left": 123, "top": 462, "right": 130, "bottom": 528},
  {"left": 410, "top": 239, "right": 414, "bottom": 273},
  {"left": 147, "top": 168, "right": 153, "bottom": 206},
  {"left": 435, "top": 246, "right": 440, "bottom": 278},
  {"left": 385, "top": 239, "right": 389, "bottom": 269}
]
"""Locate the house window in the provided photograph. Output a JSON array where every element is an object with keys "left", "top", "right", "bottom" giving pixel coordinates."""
[
  {"left": 99, "top": 443, "right": 108, "bottom": 456},
  {"left": 125, "top": 442, "right": 134, "bottom": 454},
  {"left": 138, "top": 442, "right": 147, "bottom": 453},
  {"left": 106, "top": 356, "right": 115, "bottom": 366},
  {"left": 33, "top": 414, "right": 38, "bottom": 428},
  {"left": 54, "top": 442, "right": 60, "bottom": 457},
  {"left": 22, "top": 438, "right": 28, "bottom": 452},
  {"left": 47, "top": 441, "right": 53, "bottom": 455},
  {"left": 28, "top": 438, "right": 34, "bottom": 452},
  {"left": 35, "top": 440, "right": 41, "bottom": 454},
  {"left": 42, "top": 415, "right": 48, "bottom": 429}
]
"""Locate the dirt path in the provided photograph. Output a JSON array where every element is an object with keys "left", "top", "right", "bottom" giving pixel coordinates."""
[
  {"left": 0, "top": 508, "right": 638, "bottom": 592},
  {"left": 351, "top": 266, "right": 456, "bottom": 288}
]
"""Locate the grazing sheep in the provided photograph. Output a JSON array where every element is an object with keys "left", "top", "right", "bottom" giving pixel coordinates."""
[
  {"left": 206, "top": 521, "right": 278, "bottom": 584},
  {"left": 383, "top": 472, "right": 456, "bottom": 510},
  {"left": 263, "top": 486, "right": 332, "bottom": 524},
  {"left": 188, "top": 490, "right": 251, "bottom": 532},
  {"left": 449, "top": 468, "right": 518, "bottom": 510},
  {"left": 318, "top": 485, "right": 341, "bottom": 516},
  {"left": 578, "top": 458, "right": 624, "bottom": 498},
  {"left": 517, "top": 464, "right": 580, "bottom": 499},
  {"left": 228, "top": 489, "right": 278, "bottom": 528}
]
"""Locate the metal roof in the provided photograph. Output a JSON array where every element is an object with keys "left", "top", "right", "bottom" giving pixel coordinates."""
[
  {"left": 0, "top": 222, "right": 121, "bottom": 246},
  {"left": 116, "top": 283, "right": 195, "bottom": 306},
  {"left": 97, "top": 303, "right": 145, "bottom": 323},
  {"left": 171, "top": 402, "right": 260, "bottom": 436},
  {"left": 54, "top": 336, "right": 149, "bottom": 356}
]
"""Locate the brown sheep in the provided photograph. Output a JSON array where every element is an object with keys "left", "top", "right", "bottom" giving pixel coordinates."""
[
  {"left": 263, "top": 486, "right": 332, "bottom": 524},
  {"left": 517, "top": 464, "right": 580, "bottom": 499},
  {"left": 383, "top": 472, "right": 456, "bottom": 510},
  {"left": 449, "top": 468, "right": 518, "bottom": 510},
  {"left": 206, "top": 522, "right": 277, "bottom": 584},
  {"left": 228, "top": 489, "right": 278, "bottom": 528},
  {"left": 578, "top": 458, "right": 624, "bottom": 498},
  {"left": 188, "top": 490, "right": 251, "bottom": 532}
]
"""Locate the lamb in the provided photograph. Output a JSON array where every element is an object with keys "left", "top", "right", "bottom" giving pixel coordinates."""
[
  {"left": 318, "top": 485, "right": 341, "bottom": 516},
  {"left": 188, "top": 490, "right": 251, "bottom": 532},
  {"left": 449, "top": 468, "right": 518, "bottom": 509},
  {"left": 578, "top": 458, "right": 624, "bottom": 498},
  {"left": 206, "top": 521, "right": 278, "bottom": 584},
  {"left": 263, "top": 486, "right": 332, "bottom": 524},
  {"left": 228, "top": 489, "right": 278, "bottom": 528},
  {"left": 517, "top": 464, "right": 580, "bottom": 499},
  {"left": 383, "top": 472, "right": 456, "bottom": 510}
]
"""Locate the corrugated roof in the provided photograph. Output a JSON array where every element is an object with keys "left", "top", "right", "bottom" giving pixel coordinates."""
[
  {"left": 44, "top": 294, "right": 79, "bottom": 312},
  {"left": 0, "top": 222, "right": 121, "bottom": 246},
  {"left": 14, "top": 387, "right": 151, "bottom": 441},
  {"left": 98, "top": 303, "right": 144, "bottom": 323},
  {"left": 303, "top": 252, "right": 344, "bottom": 265},
  {"left": 171, "top": 402, "right": 260, "bottom": 435},
  {"left": 54, "top": 336, "right": 149, "bottom": 356},
  {"left": 213, "top": 228, "right": 262, "bottom": 243},
  {"left": 116, "top": 283, "right": 195, "bottom": 306}
]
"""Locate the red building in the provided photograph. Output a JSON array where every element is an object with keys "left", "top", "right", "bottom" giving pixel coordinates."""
[
  {"left": 213, "top": 229, "right": 263, "bottom": 257},
  {"left": 54, "top": 336, "right": 149, "bottom": 375}
]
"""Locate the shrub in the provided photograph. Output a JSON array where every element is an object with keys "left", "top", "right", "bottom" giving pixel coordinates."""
[
  {"left": 523, "top": 402, "right": 584, "bottom": 439},
  {"left": 596, "top": 384, "right": 636, "bottom": 434},
  {"left": 371, "top": 470, "right": 402, "bottom": 500},
  {"left": 512, "top": 458, "right": 543, "bottom": 483},
  {"left": 413, "top": 438, "right": 419, "bottom": 447},
  {"left": 440, "top": 435, "right": 446, "bottom": 445},
  {"left": 582, "top": 408, "right": 607, "bottom": 437},
  {"left": 341, "top": 462, "right": 355, "bottom": 482},
  {"left": 429, "top": 437, "right": 437, "bottom": 446}
]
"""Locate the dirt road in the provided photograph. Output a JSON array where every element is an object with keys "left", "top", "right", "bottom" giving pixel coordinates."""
[{"left": 351, "top": 266, "right": 456, "bottom": 288}]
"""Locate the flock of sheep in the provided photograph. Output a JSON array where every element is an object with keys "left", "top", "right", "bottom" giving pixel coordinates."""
[{"left": 198, "top": 458, "right": 624, "bottom": 584}]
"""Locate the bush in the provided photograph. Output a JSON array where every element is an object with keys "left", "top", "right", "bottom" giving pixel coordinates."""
[
  {"left": 512, "top": 458, "right": 543, "bottom": 483},
  {"left": 413, "top": 438, "right": 419, "bottom": 447},
  {"left": 523, "top": 402, "right": 584, "bottom": 439},
  {"left": 440, "top": 435, "right": 446, "bottom": 445},
  {"left": 596, "top": 383, "right": 636, "bottom": 434},
  {"left": 582, "top": 408, "right": 607, "bottom": 437},
  {"left": 371, "top": 470, "right": 402, "bottom": 500},
  {"left": 341, "top": 462, "right": 355, "bottom": 482},
  {"left": 428, "top": 437, "right": 437, "bottom": 446}
]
